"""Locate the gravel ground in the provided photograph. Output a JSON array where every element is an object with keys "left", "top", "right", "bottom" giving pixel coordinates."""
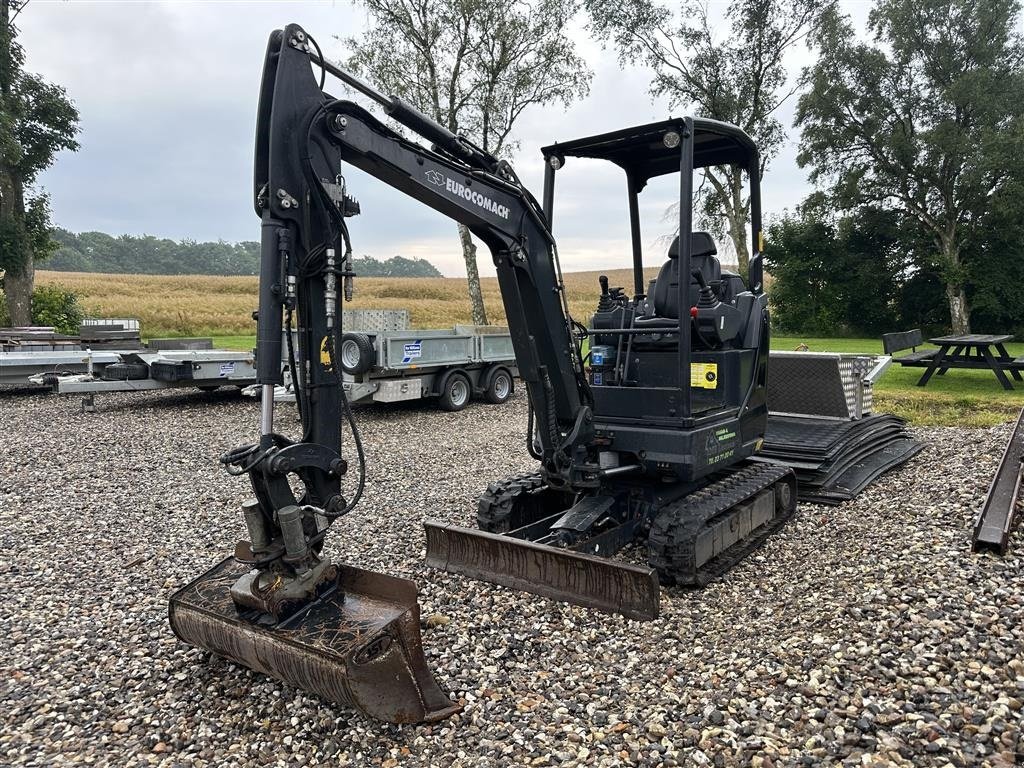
[{"left": 2, "top": 386, "right": 1023, "bottom": 767}]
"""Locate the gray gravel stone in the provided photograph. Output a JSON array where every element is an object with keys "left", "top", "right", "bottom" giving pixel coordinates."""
[{"left": 1, "top": 386, "right": 1023, "bottom": 766}]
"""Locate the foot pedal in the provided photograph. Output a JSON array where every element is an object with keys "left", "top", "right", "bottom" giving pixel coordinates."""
[{"left": 169, "top": 557, "right": 460, "bottom": 724}]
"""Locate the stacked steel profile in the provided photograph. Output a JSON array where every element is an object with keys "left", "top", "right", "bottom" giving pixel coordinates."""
[
  {"left": 754, "top": 414, "right": 923, "bottom": 504},
  {"left": 754, "top": 351, "right": 923, "bottom": 504}
]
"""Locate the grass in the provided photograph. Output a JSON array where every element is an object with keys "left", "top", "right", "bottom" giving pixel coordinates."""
[
  {"left": 37, "top": 270, "right": 1024, "bottom": 427},
  {"left": 775, "top": 335, "right": 1024, "bottom": 427},
  {"left": 39, "top": 268, "right": 652, "bottom": 339}
]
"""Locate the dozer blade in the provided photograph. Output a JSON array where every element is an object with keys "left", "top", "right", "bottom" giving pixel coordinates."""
[
  {"left": 424, "top": 522, "right": 659, "bottom": 621},
  {"left": 168, "top": 557, "right": 460, "bottom": 724}
]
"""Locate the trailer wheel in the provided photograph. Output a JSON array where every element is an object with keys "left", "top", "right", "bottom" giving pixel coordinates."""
[
  {"left": 340, "top": 333, "right": 375, "bottom": 375},
  {"left": 438, "top": 371, "right": 471, "bottom": 411},
  {"left": 101, "top": 362, "right": 148, "bottom": 381},
  {"left": 484, "top": 367, "right": 514, "bottom": 404}
]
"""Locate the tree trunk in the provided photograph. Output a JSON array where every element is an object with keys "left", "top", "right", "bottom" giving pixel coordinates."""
[
  {"left": 4, "top": 257, "right": 33, "bottom": 326},
  {"left": 458, "top": 224, "right": 488, "bottom": 326},
  {"left": 945, "top": 283, "right": 970, "bottom": 335},
  {"left": 0, "top": 171, "right": 32, "bottom": 326},
  {"left": 939, "top": 237, "right": 970, "bottom": 334},
  {"left": 0, "top": 0, "right": 33, "bottom": 326},
  {"left": 704, "top": 168, "right": 749, "bottom": 279},
  {"left": 726, "top": 169, "right": 749, "bottom": 279}
]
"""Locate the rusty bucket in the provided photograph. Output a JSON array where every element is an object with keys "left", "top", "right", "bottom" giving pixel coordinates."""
[{"left": 169, "top": 558, "right": 460, "bottom": 724}]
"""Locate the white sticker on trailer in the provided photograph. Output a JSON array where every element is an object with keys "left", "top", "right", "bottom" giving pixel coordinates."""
[
  {"left": 402, "top": 342, "right": 422, "bottom": 363},
  {"left": 219, "top": 362, "right": 236, "bottom": 377}
]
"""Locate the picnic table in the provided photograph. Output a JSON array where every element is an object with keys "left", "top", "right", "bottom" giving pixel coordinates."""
[{"left": 917, "top": 334, "right": 1022, "bottom": 390}]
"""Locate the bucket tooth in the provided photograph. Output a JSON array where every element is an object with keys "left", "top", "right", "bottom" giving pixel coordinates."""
[
  {"left": 424, "top": 521, "right": 660, "bottom": 621},
  {"left": 168, "top": 558, "right": 460, "bottom": 724}
]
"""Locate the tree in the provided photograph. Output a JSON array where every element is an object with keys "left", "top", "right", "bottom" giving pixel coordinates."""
[
  {"left": 344, "top": 0, "right": 591, "bottom": 324},
  {"left": 0, "top": 0, "right": 79, "bottom": 326},
  {"left": 795, "top": 0, "right": 1024, "bottom": 334},
  {"left": 765, "top": 202, "right": 907, "bottom": 335},
  {"left": 587, "top": 0, "right": 831, "bottom": 277}
]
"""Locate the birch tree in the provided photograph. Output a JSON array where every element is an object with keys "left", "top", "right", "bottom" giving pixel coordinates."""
[{"left": 345, "top": 0, "right": 591, "bottom": 324}]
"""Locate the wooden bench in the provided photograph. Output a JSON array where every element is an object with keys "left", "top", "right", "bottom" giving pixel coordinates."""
[{"left": 881, "top": 329, "right": 937, "bottom": 366}]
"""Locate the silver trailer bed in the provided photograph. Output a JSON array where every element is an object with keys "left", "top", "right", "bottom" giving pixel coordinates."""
[
  {"left": 30, "top": 350, "right": 257, "bottom": 402},
  {"left": 255, "top": 314, "right": 517, "bottom": 408},
  {"left": 0, "top": 350, "right": 124, "bottom": 386}
]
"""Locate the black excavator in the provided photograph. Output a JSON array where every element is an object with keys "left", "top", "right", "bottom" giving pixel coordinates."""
[{"left": 170, "top": 23, "right": 796, "bottom": 724}]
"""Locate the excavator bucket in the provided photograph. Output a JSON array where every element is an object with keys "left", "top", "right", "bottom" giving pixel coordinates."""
[
  {"left": 169, "top": 558, "right": 460, "bottom": 724},
  {"left": 424, "top": 522, "right": 660, "bottom": 621}
]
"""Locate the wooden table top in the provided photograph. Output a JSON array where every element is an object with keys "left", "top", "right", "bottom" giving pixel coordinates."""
[{"left": 929, "top": 334, "right": 1014, "bottom": 345}]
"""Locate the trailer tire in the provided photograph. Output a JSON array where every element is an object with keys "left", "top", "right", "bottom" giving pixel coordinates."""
[
  {"left": 438, "top": 371, "right": 471, "bottom": 412},
  {"left": 484, "top": 367, "right": 514, "bottom": 404},
  {"left": 101, "top": 362, "right": 148, "bottom": 381},
  {"left": 340, "top": 333, "right": 375, "bottom": 375}
]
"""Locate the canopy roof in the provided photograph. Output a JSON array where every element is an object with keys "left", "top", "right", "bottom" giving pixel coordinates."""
[{"left": 541, "top": 118, "right": 757, "bottom": 187}]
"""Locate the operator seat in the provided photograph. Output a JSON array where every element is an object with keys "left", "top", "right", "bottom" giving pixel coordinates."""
[{"left": 641, "top": 232, "right": 721, "bottom": 322}]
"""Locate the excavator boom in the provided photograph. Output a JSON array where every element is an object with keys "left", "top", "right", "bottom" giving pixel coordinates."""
[{"left": 172, "top": 22, "right": 794, "bottom": 723}]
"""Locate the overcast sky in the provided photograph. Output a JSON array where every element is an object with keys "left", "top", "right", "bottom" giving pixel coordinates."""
[{"left": 19, "top": 0, "right": 867, "bottom": 276}]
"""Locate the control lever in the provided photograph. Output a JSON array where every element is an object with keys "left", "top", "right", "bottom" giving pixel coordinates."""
[{"left": 691, "top": 269, "right": 718, "bottom": 308}]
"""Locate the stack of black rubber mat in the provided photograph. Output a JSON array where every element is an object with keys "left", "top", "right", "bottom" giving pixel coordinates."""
[{"left": 753, "top": 414, "right": 924, "bottom": 505}]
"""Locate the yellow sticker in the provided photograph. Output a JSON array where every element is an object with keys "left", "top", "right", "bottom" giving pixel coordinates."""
[
  {"left": 758, "top": 230, "right": 765, "bottom": 252},
  {"left": 690, "top": 362, "right": 718, "bottom": 389},
  {"left": 320, "top": 336, "right": 332, "bottom": 370}
]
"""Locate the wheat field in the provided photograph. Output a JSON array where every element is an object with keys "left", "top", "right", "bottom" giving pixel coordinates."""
[{"left": 37, "top": 268, "right": 658, "bottom": 337}]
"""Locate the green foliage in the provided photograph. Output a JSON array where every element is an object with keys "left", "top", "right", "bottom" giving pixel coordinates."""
[
  {"left": 352, "top": 254, "right": 442, "bottom": 278},
  {"left": 347, "top": 0, "right": 591, "bottom": 153},
  {"left": 46, "top": 228, "right": 444, "bottom": 277},
  {"left": 24, "top": 284, "right": 83, "bottom": 333},
  {"left": 766, "top": 206, "right": 925, "bottom": 336},
  {"left": 346, "top": 0, "right": 592, "bottom": 325},
  {"left": 585, "top": 0, "right": 831, "bottom": 274},
  {"left": 1, "top": 0, "right": 80, "bottom": 324},
  {"left": 795, "top": 0, "right": 1024, "bottom": 331}
]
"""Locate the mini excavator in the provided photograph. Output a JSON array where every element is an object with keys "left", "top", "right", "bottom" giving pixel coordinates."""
[{"left": 170, "top": 23, "right": 796, "bottom": 724}]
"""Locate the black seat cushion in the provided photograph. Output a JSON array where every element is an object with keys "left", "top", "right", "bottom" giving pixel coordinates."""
[{"left": 652, "top": 232, "right": 722, "bottom": 319}]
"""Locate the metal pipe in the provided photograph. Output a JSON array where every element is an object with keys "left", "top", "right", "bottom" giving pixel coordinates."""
[
  {"left": 747, "top": 155, "right": 764, "bottom": 293},
  {"left": 601, "top": 464, "right": 641, "bottom": 477},
  {"left": 278, "top": 505, "right": 309, "bottom": 570},
  {"left": 242, "top": 499, "right": 269, "bottom": 552},
  {"left": 260, "top": 385, "right": 276, "bottom": 435},
  {"left": 678, "top": 119, "right": 694, "bottom": 420},
  {"left": 542, "top": 160, "right": 556, "bottom": 227},
  {"left": 325, "top": 248, "right": 337, "bottom": 330},
  {"left": 626, "top": 174, "right": 644, "bottom": 297},
  {"left": 586, "top": 327, "right": 678, "bottom": 336}
]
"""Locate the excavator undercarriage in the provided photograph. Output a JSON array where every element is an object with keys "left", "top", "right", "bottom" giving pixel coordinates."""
[
  {"left": 171, "top": 22, "right": 797, "bottom": 724},
  {"left": 426, "top": 463, "right": 796, "bottom": 621}
]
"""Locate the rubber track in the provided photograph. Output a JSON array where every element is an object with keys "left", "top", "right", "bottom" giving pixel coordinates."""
[
  {"left": 476, "top": 472, "right": 548, "bottom": 533},
  {"left": 648, "top": 463, "right": 796, "bottom": 586}
]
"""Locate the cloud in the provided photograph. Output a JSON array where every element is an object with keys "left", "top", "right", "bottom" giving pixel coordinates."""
[{"left": 20, "top": 1, "right": 853, "bottom": 277}]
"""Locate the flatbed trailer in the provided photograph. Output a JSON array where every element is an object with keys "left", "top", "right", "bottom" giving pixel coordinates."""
[
  {"left": 1, "top": 349, "right": 124, "bottom": 386},
  {"left": 250, "top": 314, "right": 519, "bottom": 410},
  {"left": 29, "top": 349, "right": 257, "bottom": 410}
]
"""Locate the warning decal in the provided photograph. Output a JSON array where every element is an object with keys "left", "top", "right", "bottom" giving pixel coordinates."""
[{"left": 690, "top": 362, "right": 719, "bottom": 390}]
